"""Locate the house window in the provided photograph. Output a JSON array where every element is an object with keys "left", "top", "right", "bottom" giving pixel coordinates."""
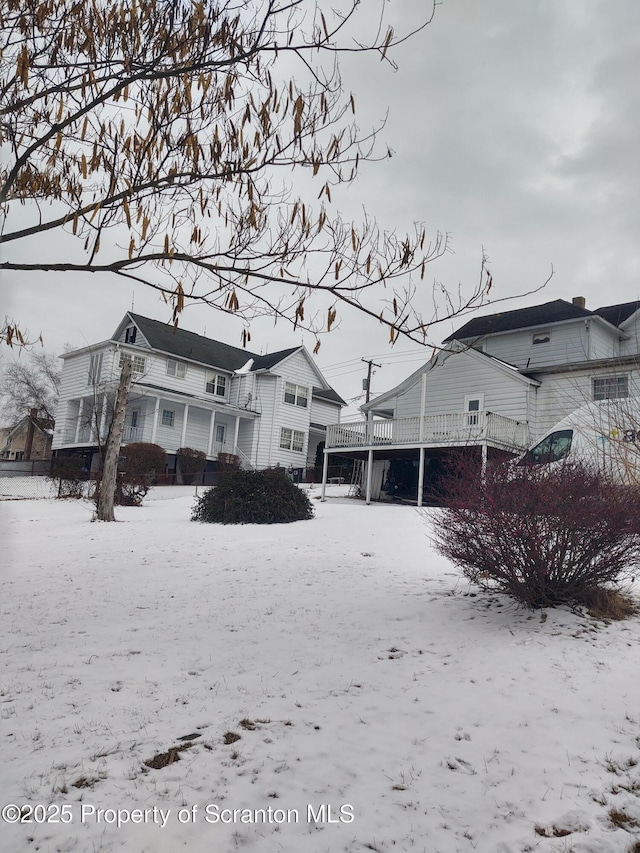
[
  {"left": 284, "top": 382, "right": 308, "bottom": 408},
  {"left": 14, "top": 451, "right": 25, "bottom": 461},
  {"left": 280, "top": 427, "right": 305, "bottom": 452},
  {"left": 166, "top": 358, "right": 186, "bottom": 379},
  {"left": 88, "top": 352, "right": 103, "bottom": 385},
  {"left": 205, "top": 372, "right": 227, "bottom": 397},
  {"left": 125, "top": 326, "right": 137, "bottom": 343},
  {"left": 119, "top": 353, "right": 146, "bottom": 374},
  {"left": 161, "top": 409, "right": 175, "bottom": 427},
  {"left": 593, "top": 376, "right": 629, "bottom": 401},
  {"left": 532, "top": 330, "right": 551, "bottom": 345}
]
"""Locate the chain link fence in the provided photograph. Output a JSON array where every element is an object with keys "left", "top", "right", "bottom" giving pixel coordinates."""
[{"left": 0, "top": 461, "right": 58, "bottom": 500}]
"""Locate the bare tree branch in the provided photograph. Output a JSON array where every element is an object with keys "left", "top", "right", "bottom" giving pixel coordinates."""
[{"left": 1, "top": 0, "right": 542, "bottom": 349}]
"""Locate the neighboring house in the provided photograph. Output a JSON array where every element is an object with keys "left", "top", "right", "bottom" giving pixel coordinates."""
[
  {"left": 0, "top": 409, "right": 55, "bottom": 461},
  {"left": 322, "top": 296, "right": 640, "bottom": 503},
  {"left": 51, "top": 313, "right": 346, "bottom": 479}
]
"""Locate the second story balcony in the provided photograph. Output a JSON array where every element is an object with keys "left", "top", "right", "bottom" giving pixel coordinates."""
[{"left": 326, "top": 411, "right": 530, "bottom": 455}]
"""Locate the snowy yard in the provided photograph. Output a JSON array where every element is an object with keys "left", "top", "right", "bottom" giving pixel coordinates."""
[{"left": 1, "top": 487, "right": 639, "bottom": 853}]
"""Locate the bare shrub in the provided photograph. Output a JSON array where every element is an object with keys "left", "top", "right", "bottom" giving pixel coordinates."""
[
  {"left": 432, "top": 457, "right": 640, "bottom": 610},
  {"left": 48, "top": 456, "right": 85, "bottom": 498},
  {"left": 177, "top": 447, "right": 206, "bottom": 484},
  {"left": 93, "top": 442, "right": 166, "bottom": 507}
]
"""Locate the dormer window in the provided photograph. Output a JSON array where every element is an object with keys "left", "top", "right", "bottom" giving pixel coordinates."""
[
  {"left": 125, "top": 326, "right": 137, "bottom": 344},
  {"left": 532, "top": 331, "right": 551, "bottom": 345}
]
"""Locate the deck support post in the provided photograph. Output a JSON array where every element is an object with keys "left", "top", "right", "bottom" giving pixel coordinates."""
[
  {"left": 320, "top": 449, "right": 329, "bottom": 501},
  {"left": 365, "top": 448, "right": 374, "bottom": 505},
  {"left": 481, "top": 442, "right": 488, "bottom": 481},
  {"left": 417, "top": 446, "right": 425, "bottom": 507}
]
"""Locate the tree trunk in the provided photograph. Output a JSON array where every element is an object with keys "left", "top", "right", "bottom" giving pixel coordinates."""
[{"left": 96, "top": 359, "right": 133, "bottom": 521}]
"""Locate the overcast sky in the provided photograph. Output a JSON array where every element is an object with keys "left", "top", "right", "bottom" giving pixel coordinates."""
[{"left": 3, "top": 0, "right": 639, "bottom": 416}]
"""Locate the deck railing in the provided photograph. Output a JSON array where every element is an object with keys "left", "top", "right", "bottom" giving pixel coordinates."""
[{"left": 326, "top": 412, "right": 529, "bottom": 453}]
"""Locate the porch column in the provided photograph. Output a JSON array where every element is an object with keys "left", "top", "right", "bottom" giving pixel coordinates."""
[
  {"left": 481, "top": 442, "right": 488, "bottom": 481},
  {"left": 74, "top": 398, "right": 84, "bottom": 443},
  {"left": 233, "top": 415, "right": 240, "bottom": 451},
  {"left": 89, "top": 404, "right": 96, "bottom": 443},
  {"left": 417, "top": 446, "right": 425, "bottom": 507},
  {"left": 99, "top": 394, "right": 108, "bottom": 444},
  {"left": 207, "top": 410, "right": 216, "bottom": 456},
  {"left": 180, "top": 403, "right": 189, "bottom": 448},
  {"left": 365, "top": 448, "right": 374, "bottom": 505},
  {"left": 150, "top": 397, "right": 160, "bottom": 443},
  {"left": 320, "top": 448, "right": 329, "bottom": 501}
]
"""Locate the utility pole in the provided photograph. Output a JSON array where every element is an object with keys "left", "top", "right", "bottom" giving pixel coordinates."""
[{"left": 361, "top": 358, "right": 382, "bottom": 404}]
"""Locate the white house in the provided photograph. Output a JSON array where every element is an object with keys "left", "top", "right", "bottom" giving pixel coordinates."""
[
  {"left": 52, "top": 313, "right": 345, "bottom": 480},
  {"left": 322, "top": 296, "right": 640, "bottom": 503}
]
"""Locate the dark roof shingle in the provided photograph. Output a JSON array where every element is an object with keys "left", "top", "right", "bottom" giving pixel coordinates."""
[
  {"left": 445, "top": 299, "right": 593, "bottom": 342},
  {"left": 125, "top": 314, "right": 257, "bottom": 372},
  {"left": 594, "top": 301, "right": 640, "bottom": 327}
]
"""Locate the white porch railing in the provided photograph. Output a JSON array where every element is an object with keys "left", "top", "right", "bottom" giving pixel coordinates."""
[
  {"left": 123, "top": 426, "right": 145, "bottom": 443},
  {"left": 326, "top": 412, "right": 529, "bottom": 453}
]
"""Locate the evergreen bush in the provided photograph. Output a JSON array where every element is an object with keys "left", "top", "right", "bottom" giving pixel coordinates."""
[{"left": 192, "top": 467, "right": 314, "bottom": 524}]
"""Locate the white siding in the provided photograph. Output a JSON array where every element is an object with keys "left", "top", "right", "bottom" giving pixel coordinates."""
[
  {"left": 620, "top": 311, "right": 640, "bottom": 356},
  {"left": 587, "top": 321, "right": 618, "bottom": 360},
  {"left": 483, "top": 323, "right": 595, "bottom": 369},
  {"left": 530, "top": 365, "right": 640, "bottom": 439},
  {"left": 252, "top": 375, "right": 278, "bottom": 469},
  {"left": 153, "top": 402, "right": 183, "bottom": 451},
  {"left": 236, "top": 419, "right": 256, "bottom": 464},
  {"left": 394, "top": 350, "right": 531, "bottom": 423},
  {"left": 183, "top": 406, "right": 212, "bottom": 453},
  {"left": 310, "top": 397, "right": 341, "bottom": 427}
]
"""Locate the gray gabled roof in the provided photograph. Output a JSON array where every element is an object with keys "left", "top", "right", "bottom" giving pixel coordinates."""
[
  {"left": 594, "top": 300, "right": 640, "bottom": 327},
  {"left": 114, "top": 313, "right": 345, "bottom": 405},
  {"left": 124, "top": 314, "right": 254, "bottom": 372},
  {"left": 444, "top": 299, "right": 592, "bottom": 342},
  {"left": 312, "top": 386, "right": 347, "bottom": 406},
  {"left": 250, "top": 347, "right": 300, "bottom": 371}
]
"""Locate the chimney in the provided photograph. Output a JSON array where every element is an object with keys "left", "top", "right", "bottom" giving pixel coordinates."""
[{"left": 572, "top": 296, "right": 586, "bottom": 309}]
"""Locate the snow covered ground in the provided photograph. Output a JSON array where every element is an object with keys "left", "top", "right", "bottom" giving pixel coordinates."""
[{"left": 1, "top": 486, "right": 639, "bottom": 853}]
